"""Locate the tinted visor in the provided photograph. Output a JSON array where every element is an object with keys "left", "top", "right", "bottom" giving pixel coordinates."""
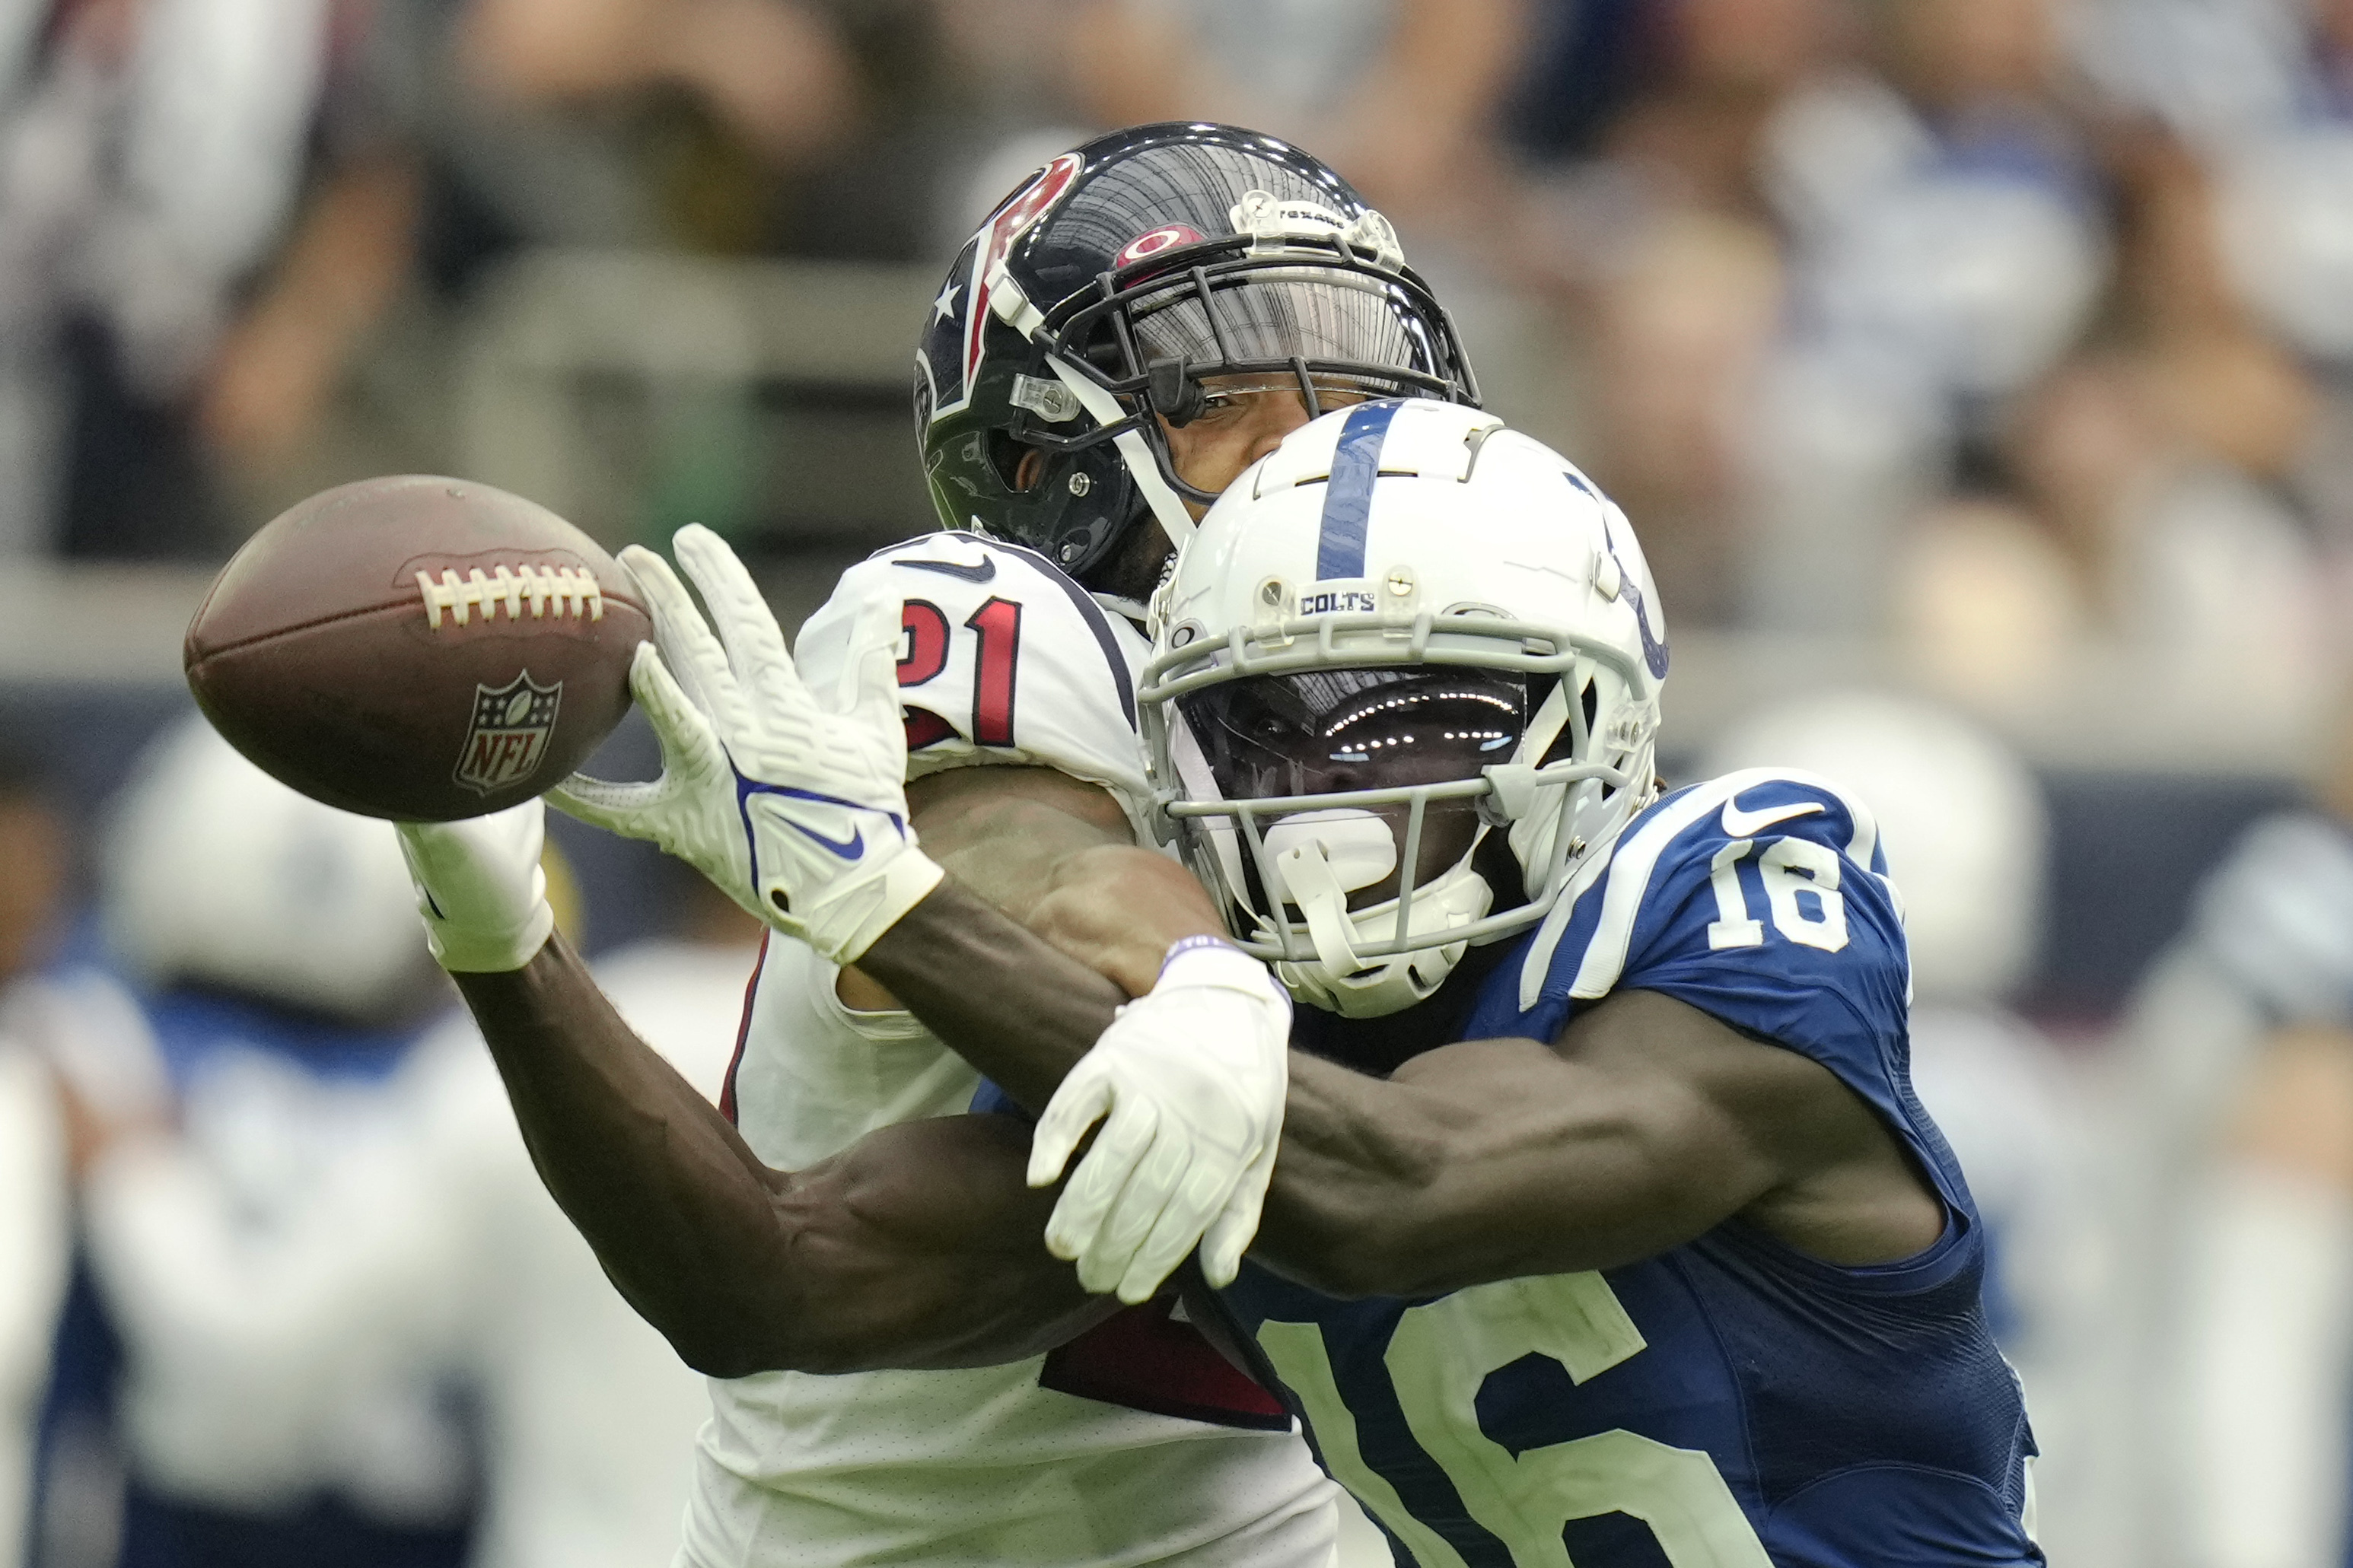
[
  {"left": 1181, "top": 669, "right": 1530, "bottom": 802},
  {"left": 1128, "top": 266, "right": 1442, "bottom": 394}
]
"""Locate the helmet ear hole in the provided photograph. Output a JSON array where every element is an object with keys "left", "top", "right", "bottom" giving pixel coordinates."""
[
  {"left": 1010, "top": 444, "right": 1047, "bottom": 493},
  {"left": 989, "top": 431, "right": 1037, "bottom": 491}
]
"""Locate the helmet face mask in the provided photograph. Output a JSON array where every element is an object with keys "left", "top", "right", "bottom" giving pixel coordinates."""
[
  {"left": 914, "top": 124, "right": 1479, "bottom": 587},
  {"left": 1141, "top": 401, "right": 1669, "bottom": 1018},
  {"left": 1180, "top": 668, "right": 1527, "bottom": 911},
  {"left": 1033, "top": 240, "right": 1468, "bottom": 508}
]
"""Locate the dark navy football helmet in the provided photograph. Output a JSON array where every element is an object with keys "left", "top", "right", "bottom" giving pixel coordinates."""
[{"left": 912, "top": 122, "right": 1479, "bottom": 592}]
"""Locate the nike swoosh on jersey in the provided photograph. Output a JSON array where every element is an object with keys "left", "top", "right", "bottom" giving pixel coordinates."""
[
  {"left": 895, "top": 555, "right": 997, "bottom": 584},
  {"left": 1719, "top": 797, "right": 1826, "bottom": 838}
]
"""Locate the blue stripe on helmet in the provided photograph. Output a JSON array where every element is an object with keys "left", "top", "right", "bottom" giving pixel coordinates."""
[{"left": 1313, "top": 400, "right": 1403, "bottom": 580}]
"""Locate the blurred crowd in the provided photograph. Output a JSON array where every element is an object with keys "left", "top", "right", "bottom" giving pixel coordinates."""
[
  {"left": 7, "top": 1, "right": 2353, "bottom": 1566},
  {"left": 1, "top": 0, "right": 2350, "bottom": 731},
  {"left": 0, "top": 714, "right": 763, "bottom": 1568}
]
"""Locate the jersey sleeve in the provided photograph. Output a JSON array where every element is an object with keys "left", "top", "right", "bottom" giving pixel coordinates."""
[
  {"left": 725, "top": 934, "right": 982, "bottom": 1169},
  {"left": 1469, "top": 769, "right": 1966, "bottom": 1217},
  {"left": 791, "top": 533, "right": 1151, "bottom": 826}
]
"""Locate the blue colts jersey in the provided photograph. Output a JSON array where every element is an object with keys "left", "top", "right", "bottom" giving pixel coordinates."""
[{"left": 1210, "top": 769, "right": 2042, "bottom": 1566}]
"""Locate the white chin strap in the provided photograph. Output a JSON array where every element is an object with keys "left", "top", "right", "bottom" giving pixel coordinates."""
[
  {"left": 1253, "top": 810, "right": 1494, "bottom": 1019},
  {"left": 1043, "top": 356, "right": 1198, "bottom": 552}
]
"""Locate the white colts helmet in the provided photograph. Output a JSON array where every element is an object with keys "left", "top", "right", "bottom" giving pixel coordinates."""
[
  {"left": 1142, "top": 399, "right": 1668, "bottom": 1016},
  {"left": 103, "top": 715, "right": 437, "bottom": 1024}
]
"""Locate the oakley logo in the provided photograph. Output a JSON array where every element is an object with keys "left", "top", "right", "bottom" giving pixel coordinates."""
[{"left": 1117, "top": 224, "right": 1205, "bottom": 266}]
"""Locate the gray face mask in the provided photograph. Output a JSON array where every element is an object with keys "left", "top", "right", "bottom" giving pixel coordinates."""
[{"left": 1129, "top": 266, "right": 1438, "bottom": 392}]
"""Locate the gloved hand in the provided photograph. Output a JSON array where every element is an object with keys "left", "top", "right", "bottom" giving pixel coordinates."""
[
  {"left": 550, "top": 524, "right": 941, "bottom": 965},
  {"left": 394, "top": 800, "right": 555, "bottom": 972},
  {"left": 1028, "top": 937, "right": 1291, "bottom": 1302}
]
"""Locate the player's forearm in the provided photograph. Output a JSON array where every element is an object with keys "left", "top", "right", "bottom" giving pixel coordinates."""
[
  {"left": 1024, "top": 844, "right": 1229, "bottom": 997},
  {"left": 854, "top": 879, "right": 1130, "bottom": 1111},
  {"left": 452, "top": 934, "right": 829, "bottom": 1373},
  {"left": 1251, "top": 1036, "right": 1769, "bottom": 1296},
  {"left": 456, "top": 933, "right": 1103, "bottom": 1373},
  {"left": 892, "top": 765, "right": 1221, "bottom": 997}
]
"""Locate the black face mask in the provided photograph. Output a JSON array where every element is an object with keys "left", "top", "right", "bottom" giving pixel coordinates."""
[
  {"left": 1179, "top": 668, "right": 1531, "bottom": 803},
  {"left": 1180, "top": 669, "right": 1533, "bottom": 911}
]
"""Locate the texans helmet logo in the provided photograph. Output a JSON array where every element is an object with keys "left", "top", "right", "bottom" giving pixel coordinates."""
[{"left": 916, "top": 151, "right": 1084, "bottom": 427}]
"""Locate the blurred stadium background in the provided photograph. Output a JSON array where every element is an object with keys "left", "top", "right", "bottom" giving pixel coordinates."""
[{"left": 5, "top": 0, "right": 2353, "bottom": 1565}]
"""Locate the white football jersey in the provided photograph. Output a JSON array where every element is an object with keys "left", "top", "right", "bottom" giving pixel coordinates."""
[
  {"left": 681, "top": 536, "right": 1344, "bottom": 1568},
  {"left": 791, "top": 531, "right": 1154, "bottom": 831}
]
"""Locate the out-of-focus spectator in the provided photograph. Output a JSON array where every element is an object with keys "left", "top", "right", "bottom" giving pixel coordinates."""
[
  {"left": 1738, "top": 0, "right": 2110, "bottom": 633},
  {"left": 0, "top": 755, "right": 73, "bottom": 1568},
  {"left": 0, "top": 0, "right": 345, "bottom": 557},
  {"left": 1060, "top": 0, "right": 1530, "bottom": 238},
  {"left": 1507, "top": 0, "right": 2115, "bottom": 628},
  {"left": 63, "top": 716, "right": 473, "bottom": 1568},
  {"left": 51, "top": 710, "right": 758, "bottom": 1568},
  {"left": 2109, "top": 685, "right": 2353, "bottom": 1568},
  {"left": 0, "top": 0, "right": 877, "bottom": 561},
  {"left": 455, "top": 0, "right": 854, "bottom": 166},
  {"left": 1504, "top": 0, "right": 1854, "bottom": 619},
  {"left": 1893, "top": 122, "right": 2335, "bottom": 739},
  {"left": 1702, "top": 689, "right": 2107, "bottom": 1560},
  {"left": 1581, "top": 205, "right": 1783, "bottom": 625}
]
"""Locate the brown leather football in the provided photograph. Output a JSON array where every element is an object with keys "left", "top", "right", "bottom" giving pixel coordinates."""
[{"left": 185, "top": 475, "right": 653, "bottom": 821}]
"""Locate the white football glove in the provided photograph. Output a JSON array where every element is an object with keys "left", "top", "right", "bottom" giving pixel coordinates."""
[
  {"left": 550, "top": 524, "right": 940, "bottom": 965},
  {"left": 394, "top": 800, "right": 555, "bottom": 972},
  {"left": 1029, "top": 937, "right": 1291, "bottom": 1303}
]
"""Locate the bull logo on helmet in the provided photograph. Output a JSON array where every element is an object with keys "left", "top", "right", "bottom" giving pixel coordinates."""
[{"left": 915, "top": 151, "right": 1084, "bottom": 428}]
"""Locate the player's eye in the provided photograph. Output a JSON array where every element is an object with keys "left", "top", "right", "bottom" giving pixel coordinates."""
[{"left": 1247, "top": 711, "right": 1294, "bottom": 743}]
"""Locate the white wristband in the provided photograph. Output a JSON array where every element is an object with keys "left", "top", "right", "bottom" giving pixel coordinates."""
[{"left": 1155, "top": 936, "right": 1290, "bottom": 1009}]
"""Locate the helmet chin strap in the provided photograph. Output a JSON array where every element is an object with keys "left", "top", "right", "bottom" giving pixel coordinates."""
[
  {"left": 1260, "top": 826, "right": 1497, "bottom": 1019},
  {"left": 1043, "top": 357, "right": 1198, "bottom": 552},
  {"left": 1273, "top": 837, "right": 1367, "bottom": 975}
]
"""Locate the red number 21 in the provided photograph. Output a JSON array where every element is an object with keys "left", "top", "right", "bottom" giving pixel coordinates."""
[{"left": 898, "top": 596, "right": 1020, "bottom": 749}]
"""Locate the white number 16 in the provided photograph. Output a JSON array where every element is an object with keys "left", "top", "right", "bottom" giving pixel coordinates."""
[
  {"left": 1257, "top": 1274, "right": 1772, "bottom": 1567},
  {"left": 1705, "top": 837, "right": 1848, "bottom": 953}
]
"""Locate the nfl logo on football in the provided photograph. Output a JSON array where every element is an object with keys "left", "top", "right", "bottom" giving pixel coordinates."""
[{"left": 455, "top": 673, "right": 563, "bottom": 794}]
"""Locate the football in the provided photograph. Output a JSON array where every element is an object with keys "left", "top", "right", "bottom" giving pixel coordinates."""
[{"left": 184, "top": 475, "right": 653, "bottom": 822}]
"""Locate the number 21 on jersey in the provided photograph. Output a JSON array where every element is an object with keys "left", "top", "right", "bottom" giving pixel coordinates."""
[
  {"left": 1256, "top": 1274, "right": 1771, "bottom": 1567},
  {"left": 899, "top": 597, "right": 1022, "bottom": 748}
]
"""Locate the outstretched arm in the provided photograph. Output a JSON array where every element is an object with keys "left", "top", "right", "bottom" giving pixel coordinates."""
[
  {"left": 858, "top": 902, "right": 1944, "bottom": 1299},
  {"left": 548, "top": 527, "right": 1291, "bottom": 1304},
  {"left": 454, "top": 930, "right": 1113, "bottom": 1375},
  {"left": 400, "top": 802, "right": 1113, "bottom": 1376}
]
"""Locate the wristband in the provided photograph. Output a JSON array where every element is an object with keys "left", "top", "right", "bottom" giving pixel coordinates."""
[
  {"left": 1156, "top": 934, "right": 1291, "bottom": 1014},
  {"left": 1160, "top": 933, "right": 1243, "bottom": 975}
]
